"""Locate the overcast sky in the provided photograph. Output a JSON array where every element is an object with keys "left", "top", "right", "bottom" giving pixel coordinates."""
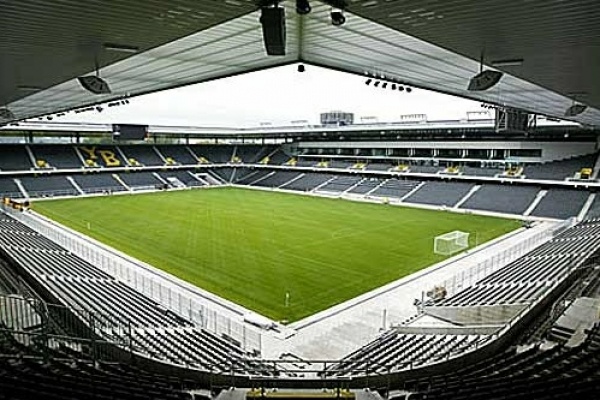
[{"left": 58, "top": 64, "right": 488, "bottom": 128}]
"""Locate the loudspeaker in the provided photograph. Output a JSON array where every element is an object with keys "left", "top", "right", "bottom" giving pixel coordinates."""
[
  {"left": 565, "top": 104, "right": 587, "bottom": 117},
  {"left": 467, "top": 70, "right": 503, "bottom": 91},
  {"left": 260, "top": 7, "right": 286, "bottom": 56},
  {"left": 78, "top": 76, "right": 111, "bottom": 94},
  {"left": 0, "top": 108, "right": 15, "bottom": 120}
]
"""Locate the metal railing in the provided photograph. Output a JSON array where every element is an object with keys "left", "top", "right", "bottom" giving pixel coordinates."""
[
  {"left": 0, "top": 293, "right": 486, "bottom": 382},
  {"left": 5, "top": 207, "right": 263, "bottom": 354},
  {"left": 430, "top": 219, "right": 575, "bottom": 300},
  {"left": 24, "top": 189, "right": 80, "bottom": 198}
]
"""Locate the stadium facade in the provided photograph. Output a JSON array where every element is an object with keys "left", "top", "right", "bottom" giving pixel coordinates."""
[
  {"left": 0, "top": 118, "right": 599, "bottom": 399},
  {"left": 2, "top": 0, "right": 600, "bottom": 398}
]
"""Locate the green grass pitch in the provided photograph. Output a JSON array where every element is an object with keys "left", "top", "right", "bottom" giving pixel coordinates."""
[{"left": 33, "top": 187, "right": 521, "bottom": 322}]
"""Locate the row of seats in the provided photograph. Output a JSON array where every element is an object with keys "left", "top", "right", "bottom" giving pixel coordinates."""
[
  {"left": 404, "top": 181, "right": 473, "bottom": 207},
  {"left": 0, "top": 217, "right": 190, "bottom": 329},
  {"left": 0, "top": 144, "right": 277, "bottom": 170},
  {"left": 529, "top": 188, "right": 590, "bottom": 219},
  {"left": 317, "top": 175, "right": 363, "bottom": 192},
  {"left": 19, "top": 175, "right": 79, "bottom": 197},
  {"left": 72, "top": 173, "right": 128, "bottom": 194},
  {"left": 405, "top": 323, "right": 600, "bottom": 400},
  {"left": 281, "top": 173, "right": 333, "bottom": 191},
  {"left": 212, "top": 167, "right": 239, "bottom": 183},
  {"left": 235, "top": 169, "right": 274, "bottom": 185},
  {"left": 251, "top": 171, "right": 303, "bottom": 188},
  {"left": 240, "top": 170, "right": 590, "bottom": 219},
  {"left": 348, "top": 178, "right": 381, "bottom": 194},
  {"left": 0, "top": 166, "right": 592, "bottom": 220},
  {"left": 0, "top": 170, "right": 210, "bottom": 198},
  {"left": 131, "top": 328, "right": 270, "bottom": 374},
  {"left": 478, "top": 256, "right": 575, "bottom": 285},
  {"left": 0, "top": 233, "right": 66, "bottom": 252},
  {"left": 0, "top": 214, "right": 263, "bottom": 374},
  {"left": 331, "top": 219, "right": 600, "bottom": 376},
  {"left": 460, "top": 184, "right": 539, "bottom": 215},
  {"left": 0, "top": 356, "right": 194, "bottom": 400},
  {"left": 119, "top": 171, "right": 163, "bottom": 189},
  {"left": 436, "top": 283, "right": 549, "bottom": 307},
  {"left": 45, "top": 277, "right": 189, "bottom": 329},
  {"left": 434, "top": 219, "right": 600, "bottom": 307},
  {"left": 327, "top": 332, "right": 490, "bottom": 375},
  {"left": 370, "top": 179, "right": 420, "bottom": 198},
  {"left": 0, "top": 144, "right": 595, "bottom": 183},
  {"left": 526, "top": 235, "right": 600, "bottom": 257},
  {"left": 297, "top": 152, "right": 598, "bottom": 182},
  {"left": 7, "top": 248, "right": 110, "bottom": 280}
]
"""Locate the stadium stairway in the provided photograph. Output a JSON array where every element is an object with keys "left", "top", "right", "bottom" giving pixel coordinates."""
[
  {"left": 311, "top": 175, "right": 337, "bottom": 192},
  {"left": 343, "top": 178, "right": 367, "bottom": 194},
  {"left": 13, "top": 179, "right": 29, "bottom": 199},
  {"left": 113, "top": 174, "right": 131, "bottom": 191},
  {"left": 523, "top": 189, "right": 547, "bottom": 216},
  {"left": 453, "top": 184, "right": 480, "bottom": 209},
  {"left": 279, "top": 173, "right": 305, "bottom": 189},
  {"left": 66, "top": 176, "right": 85, "bottom": 195},
  {"left": 364, "top": 179, "right": 388, "bottom": 196}
]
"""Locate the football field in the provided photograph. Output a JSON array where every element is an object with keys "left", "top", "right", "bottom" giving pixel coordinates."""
[{"left": 33, "top": 187, "right": 521, "bottom": 322}]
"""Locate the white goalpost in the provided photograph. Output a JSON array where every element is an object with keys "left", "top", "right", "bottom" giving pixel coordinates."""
[{"left": 434, "top": 231, "right": 470, "bottom": 255}]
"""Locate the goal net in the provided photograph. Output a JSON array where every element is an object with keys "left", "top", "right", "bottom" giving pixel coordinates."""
[{"left": 434, "top": 231, "right": 470, "bottom": 255}]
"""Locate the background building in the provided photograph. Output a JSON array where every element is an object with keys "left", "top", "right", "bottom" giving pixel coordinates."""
[{"left": 320, "top": 111, "right": 354, "bottom": 126}]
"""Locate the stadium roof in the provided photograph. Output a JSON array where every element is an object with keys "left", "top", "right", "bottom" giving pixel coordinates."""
[
  {"left": 2, "top": 0, "right": 600, "bottom": 126},
  {"left": 3, "top": 117, "right": 593, "bottom": 142}
]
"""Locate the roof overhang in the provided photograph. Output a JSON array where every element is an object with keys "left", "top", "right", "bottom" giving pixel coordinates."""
[{"left": 2, "top": 1, "right": 599, "bottom": 127}]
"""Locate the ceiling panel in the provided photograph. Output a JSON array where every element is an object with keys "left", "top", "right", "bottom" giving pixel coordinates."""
[
  {"left": 2, "top": 0, "right": 600, "bottom": 128},
  {"left": 0, "top": 0, "right": 260, "bottom": 105},
  {"left": 302, "top": 2, "right": 600, "bottom": 126},
  {"left": 334, "top": 0, "right": 600, "bottom": 115},
  {"left": 5, "top": 6, "right": 299, "bottom": 121}
]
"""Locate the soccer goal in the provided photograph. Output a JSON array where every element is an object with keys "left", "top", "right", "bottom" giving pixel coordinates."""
[{"left": 434, "top": 231, "right": 470, "bottom": 255}]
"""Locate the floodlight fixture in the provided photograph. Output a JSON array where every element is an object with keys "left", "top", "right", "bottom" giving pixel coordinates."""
[
  {"left": 365, "top": 79, "right": 372, "bottom": 85},
  {"left": 491, "top": 58, "right": 524, "bottom": 67},
  {"left": 406, "top": 87, "right": 412, "bottom": 93},
  {"left": 296, "top": 0, "right": 311, "bottom": 15},
  {"left": 330, "top": 8, "right": 346, "bottom": 26},
  {"left": 17, "top": 85, "right": 43, "bottom": 92},
  {"left": 374, "top": 81, "right": 380, "bottom": 87},
  {"left": 103, "top": 43, "right": 139, "bottom": 54},
  {"left": 382, "top": 82, "right": 387, "bottom": 89}
]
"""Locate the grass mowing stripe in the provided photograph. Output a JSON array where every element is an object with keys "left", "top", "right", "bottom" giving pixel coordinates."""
[{"left": 33, "top": 187, "right": 521, "bottom": 322}]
